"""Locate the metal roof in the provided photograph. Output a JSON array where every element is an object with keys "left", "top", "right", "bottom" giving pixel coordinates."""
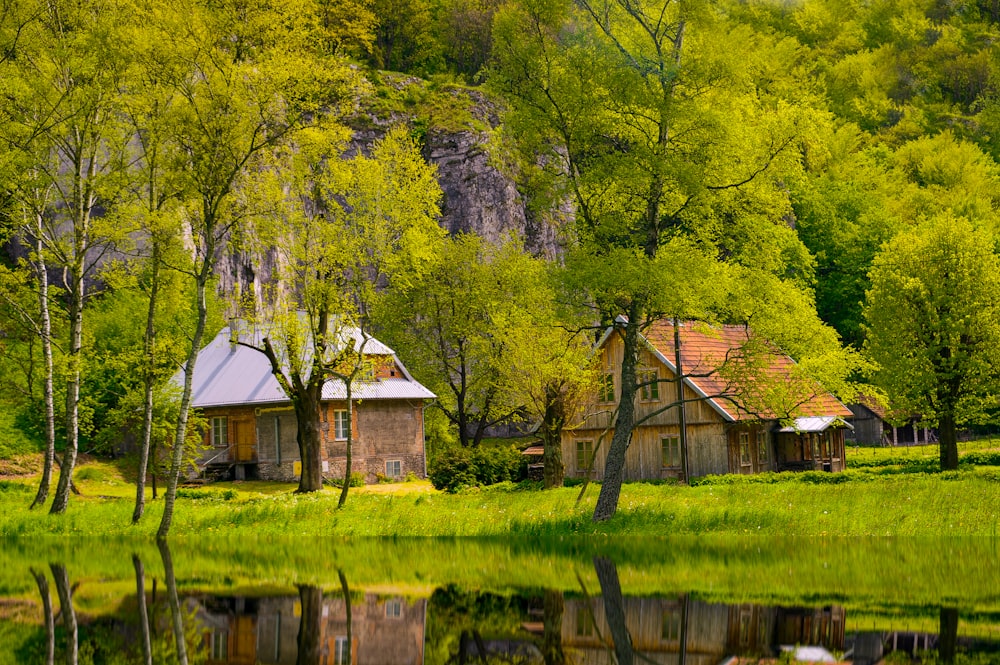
[
  {"left": 778, "top": 416, "right": 853, "bottom": 433},
  {"left": 183, "top": 325, "right": 435, "bottom": 409}
]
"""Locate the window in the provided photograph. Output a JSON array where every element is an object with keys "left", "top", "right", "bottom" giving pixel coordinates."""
[
  {"left": 576, "top": 440, "right": 594, "bottom": 472},
  {"left": 334, "top": 410, "right": 349, "bottom": 440},
  {"left": 739, "top": 431, "right": 751, "bottom": 466},
  {"left": 661, "top": 436, "right": 681, "bottom": 469},
  {"left": 662, "top": 609, "right": 681, "bottom": 642},
  {"left": 576, "top": 606, "right": 594, "bottom": 637},
  {"left": 210, "top": 630, "right": 229, "bottom": 659},
  {"left": 274, "top": 416, "right": 282, "bottom": 464},
  {"left": 757, "top": 431, "right": 768, "bottom": 464},
  {"left": 334, "top": 636, "right": 350, "bottom": 665},
  {"left": 385, "top": 599, "right": 402, "bottom": 618},
  {"left": 599, "top": 372, "right": 615, "bottom": 403},
  {"left": 639, "top": 369, "right": 659, "bottom": 401},
  {"left": 385, "top": 459, "right": 402, "bottom": 479},
  {"left": 739, "top": 609, "right": 752, "bottom": 646},
  {"left": 211, "top": 417, "right": 228, "bottom": 447}
]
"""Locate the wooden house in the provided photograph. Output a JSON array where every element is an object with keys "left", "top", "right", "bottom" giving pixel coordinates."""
[
  {"left": 185, "top": 324, "right": 434, "bottom": 484},
  {"left": 562, "top": 320, "right": 853, "bottom": 481},
  {"left": 848, "top": 394, "right": 936, "bottom": 447},
  {"left": 198, "top": 593, "right": 426, "bottom": 665},
  {"left": 559, "top": 595, "right": 845, "bottom": 665}
]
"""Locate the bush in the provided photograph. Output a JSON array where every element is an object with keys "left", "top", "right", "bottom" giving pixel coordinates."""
[
  {"left": 429, "top": 444, "right": 527, "bottom": 493},
  {"left": 961, "top": 451, "right": 1000, "bottom": 467},
  {"left": 329, "top": 472, "right": 366, "bottom": 488},
  {"left": 177, "top": 488, "right": 237, "bottom": 501}
]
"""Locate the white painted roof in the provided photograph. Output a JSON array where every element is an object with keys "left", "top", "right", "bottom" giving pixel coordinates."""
[
  {"left": 183, "top": 325, "right": 435, "bottom": 408},
  {"left": 778, "top": 416, "right": 853, "bottom": 433}
]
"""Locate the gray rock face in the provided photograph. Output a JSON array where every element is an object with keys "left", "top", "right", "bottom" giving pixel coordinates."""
[{"left": 424, "top": 126, "right": 559, "bottom": 259}]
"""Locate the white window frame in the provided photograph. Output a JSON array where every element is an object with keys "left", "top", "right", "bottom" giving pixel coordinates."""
[
  {"left": 385, "top": 459, "right": 402, "bottom": 479},
  {"left": 334, "top": 410, "right": 349, "bottom": 440},
  {"left": 334, "top": 636, "right": 349, "bottom": 665},
  {"left": 576, "top": 439, "right": 594, "bottom": 472},
  {"left": 211, "top": 416, "right": 228, "bottom": 447},
  {"left": 385, "top": 599, "right": 402, "bottom": 618}
]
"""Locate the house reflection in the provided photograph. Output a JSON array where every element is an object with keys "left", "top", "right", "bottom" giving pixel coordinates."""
[
  {"left": 556, "top": 596, "right": 845, "bottom": 664},
  {"left": 193, "top": 594, "right": 426, "bottom": 665}
]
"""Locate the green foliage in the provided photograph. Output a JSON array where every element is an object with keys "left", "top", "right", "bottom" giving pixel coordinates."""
[
  {"left": 865, "top": 218, "right": 1000, "bottom": 431},
  {"left": 176, "top": 488, "right": 238, "bottom": 501},
  {"left": 329, "top": 472, "right": 366, "bottom": 488},
  {"left": 428, "top": 444, "right": 527, "bottom": 492}
]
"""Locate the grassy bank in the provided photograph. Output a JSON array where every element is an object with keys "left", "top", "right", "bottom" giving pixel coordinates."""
[{"left": 1, "top": 459, "right": 1000, "bottom": 537}]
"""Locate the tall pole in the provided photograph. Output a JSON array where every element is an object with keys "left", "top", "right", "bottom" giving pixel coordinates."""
[{"left": 674, "top": 318, "right": 689, "bottom": 481}]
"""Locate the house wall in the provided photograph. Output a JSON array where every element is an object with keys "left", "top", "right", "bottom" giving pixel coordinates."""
[
  {"left": 848, "top": 404, "right": 883, "bottom": 445},
  {"left": 563, "top": 334, "right": 734, "bottom": 481},
  {"left": 198, "top": 406, "right": 258, "bottom": 466},
  {"left": 321, "top": 399, "right": 426, "bottom": 483},
  {"left": 255, "top": 410, "right": 301, "bottom": 482}
]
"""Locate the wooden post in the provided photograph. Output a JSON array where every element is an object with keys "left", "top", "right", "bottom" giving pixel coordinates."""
[
  {"left": 892, "top": 426, "right": 898, "bottom": 447},
  {"left": 674, "top": 318, "right": 689, "bottom": 482}
]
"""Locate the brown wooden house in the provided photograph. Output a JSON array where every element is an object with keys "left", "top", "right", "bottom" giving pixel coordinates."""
[
  {"left": 186, "top": 325, "right": 434, "bottom": 484},
  {"left": 562, "top": 320, "right": 853, "bottom": 481}
]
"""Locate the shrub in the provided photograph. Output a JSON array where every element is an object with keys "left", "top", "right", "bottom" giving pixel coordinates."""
[
  {"left": 176, "top": 488, "right": 237, "bottom": 501},
  {"left": 429, "top": 444, "right": 527, "bottom": 493},
  {"left": 329, "top": 472, "right": 366, "bottom": 488},
  {"left": 961, "top": 451, "right": 1000, "bottom": 467}
]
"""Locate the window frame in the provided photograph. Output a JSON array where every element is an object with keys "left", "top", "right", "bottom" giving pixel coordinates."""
[
  {"left": 739, "top": 431, "right": 751, "bottom": 466},
  {"left": 756, "top": 430, "right": 768, "bottom": 464},
  {"left": 211, "top": 416, "right": 228, "bottom": 448},
  {"left": 638, "top": 368, "right": 659, "bottom": 401},
  {"left": 576, "top": 439, "right": 594, "bottom": 472},
  {"left": 661, "top": 436, "right": 681, "bottom": 469},
  {"left": 599, "top": 372, "right": 615, "bottom": 403},
  {"left": 385, "top": 459, "right": 402, "bottom": 479},
  {"left": 334, "top": 410, "right": 350, "bottom": 441}
]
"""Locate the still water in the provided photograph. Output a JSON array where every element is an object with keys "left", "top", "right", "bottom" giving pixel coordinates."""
[{"left": 1, "top": 538, "right": 999, "bottom": 664}]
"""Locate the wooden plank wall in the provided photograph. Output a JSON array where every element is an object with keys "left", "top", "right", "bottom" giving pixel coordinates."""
[{"left": 564, "top": 334, "right": 732, "bottom": 480}]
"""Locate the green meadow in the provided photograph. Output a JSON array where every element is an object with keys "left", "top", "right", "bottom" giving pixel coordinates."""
[{"left": 1, "top": 440, "right": 1000, "bottom": 538}]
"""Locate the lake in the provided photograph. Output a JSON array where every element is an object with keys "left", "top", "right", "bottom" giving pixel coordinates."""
[{"left": 1, "top": 537, "right": 998, "bottom": 664}]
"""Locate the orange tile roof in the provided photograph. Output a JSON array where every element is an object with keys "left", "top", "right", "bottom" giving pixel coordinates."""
[{"left": 642, "top": 320, "right": 852, "bottom": 422}]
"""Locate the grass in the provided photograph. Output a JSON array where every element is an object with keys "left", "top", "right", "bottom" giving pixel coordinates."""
[{"left": 1, "top": 439, "right": 999, "bottom": 539}]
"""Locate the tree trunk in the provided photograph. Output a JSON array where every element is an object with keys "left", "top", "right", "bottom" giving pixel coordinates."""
[
  {"left": 939, "top": 606, "right": 958, "bottom": 663},
  {"left": 158, "top": 538, "right": 189, "bottom": 665},
  {"left": 296, "top": 585, "right": 323, "bottom": 665},
  {"left": 338, "top": 385, "right": 354, "bottom": 508},
  {"left": 134, "top": 247, "right": 161, "bottom": 524},
  {"left": 542, "top": 589, "right": 565, "bottom": 665},
  {"left": 939, "top": 412, "right": 960, "bottom": 470},
  {"left": 158, "top": 258, "right": 210, "bottom": 538},
  {"left": 32, "top": 568, "right": 55, "bottom": 665},
  {"left": 673, "top": 318, "right": 689, "bottom": 481},
  {"left": 132, "top": 555, "right": 153, "bottom": 665},
  {"left": 294, "top": 391, "right": 324, "bottom": 493},
  {"left": 50, "top": 564, "right": 77, "bottom": 665},
  {"left": 594, "top": 557, "right": 633, "bottom": 665},
  {"left": 31, "top": 218, "right": 56, "bottom": 510},
  {"left": 593, "top": 310, "right": 640, "bottom": 522},
  {"left": 50, "top": 262, "right": 84, "bottom": 515},
  {"left": 541, "top": 382, "right": 566, "bottom": 489}
]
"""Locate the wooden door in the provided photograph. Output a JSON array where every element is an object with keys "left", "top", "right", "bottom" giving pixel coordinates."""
[{"left": 231, "top": 418, "right": 256, "bottom": 462}]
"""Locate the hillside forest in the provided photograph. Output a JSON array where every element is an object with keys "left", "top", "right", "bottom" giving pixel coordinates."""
[{"left": 4, "top": 0, "right": 1000, "bottom": 527}]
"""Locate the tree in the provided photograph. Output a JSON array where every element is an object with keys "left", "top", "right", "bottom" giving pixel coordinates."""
[
  {"left": 379, "top": 233, "right": 555, "bottom": 449},
  {"left": 239, "top": 126, "right": 441, "bottom": 498},
  {"left": 154, "top": 0, "right": 359, "bottom": 536},
  {"left": 0, "top": 0, "right": 136, "bottom": 514},
  {"left": 864, "top": 217, "right": 1000, "bottom": 471},
  {"left": 490, "top": 0, "right": 852, "bottom": 520}
]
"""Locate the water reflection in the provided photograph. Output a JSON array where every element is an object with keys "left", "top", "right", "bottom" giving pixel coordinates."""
[{"left": 5, "top": 539, "right": 1000, "bottom": 664}]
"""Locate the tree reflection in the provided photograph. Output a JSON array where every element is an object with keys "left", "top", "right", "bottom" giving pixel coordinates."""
[
  {"left": 939, "top": 606, "right": 959, "bottom": 664},
  {"left": 132, "top": 554, "right": 153, "bottom": 665},
  {"left": 296, "top": 585, "right": 323, "bottom": 665},
  {"left": 31, "top": 568, "right": 55, "bottom": 665},
  {"left": 50, "top": 564, "right": 77, "bottom": 665},
  {"left": 542, "top": 590, "right": 565, "bottom": 665},
  {"left": 594, "top": 557, "right": 633, "bottom": 665},
  {"left": 158, "top": 538, "right": 188, "bottom": 665}
]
